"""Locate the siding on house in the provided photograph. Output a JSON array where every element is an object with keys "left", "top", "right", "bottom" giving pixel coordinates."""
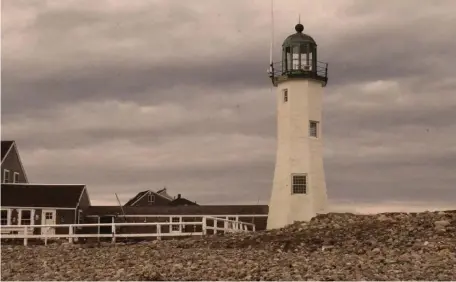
[
  {"left": 32, "top": 208, "right": 42, "bottom": 235},
  {"left": 87, "top": 205, "right": 269, "bottom": 216},
  {"left": 76, "top": 188, "right": 92, "bottom": 224},
  {"left": 55, "top": 209, "right": 77, "bottom": 235},
  {"left": 78, "top": 189, "right": 91, "bottom": 209}
]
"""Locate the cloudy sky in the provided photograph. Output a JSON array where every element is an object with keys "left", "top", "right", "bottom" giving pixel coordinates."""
[{"left": 2, "top": 0, "right": 456, "bottom": 212}]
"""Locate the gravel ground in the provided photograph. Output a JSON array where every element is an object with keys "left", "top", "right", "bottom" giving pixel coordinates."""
[{"left": 2, "top": 211, "right": 456, "bottom": 281}]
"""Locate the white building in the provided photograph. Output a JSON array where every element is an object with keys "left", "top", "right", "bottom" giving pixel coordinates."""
[{"left": 267, "top": 23, "right": 329, "bottom": 229}]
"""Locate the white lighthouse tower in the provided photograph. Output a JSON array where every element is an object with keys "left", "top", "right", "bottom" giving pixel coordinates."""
[{"left": 266, "top": 23, "right": 329, "bottom": 230}]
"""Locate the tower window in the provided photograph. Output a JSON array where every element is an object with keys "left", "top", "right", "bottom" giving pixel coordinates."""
[
  {"left": 148, "top": 194, "right": 155, "bottom": 203},
  {"left": 309, "top": 121, "right": 319, "bottom": 137},
  {"left": 292, "top": 174, "right": 307, "bottom": 194},
  {"left": 283, "top": 89, "right": 288, "bottom": 102}
]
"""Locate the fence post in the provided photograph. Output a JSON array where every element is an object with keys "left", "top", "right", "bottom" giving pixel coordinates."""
[
  {"left": 157, "top": 224, "right": 161, "bottom": 240},
  {"left": 253, "top": 224, "right": 256, "bottom": 232},
  {"left": 44, "top": 228, "right": 48, "bottom": 246},
  {"left": 111, "top": 218, "right": 116, "bottom": 244},
  {"left": 97, "top": 216, "right": 101, "bottom": 243},
  {"left": 23, "top": 226, "right": 28, "bottom": 246},
  {"left": 224, "top": 217, "right": 228, "bottom": 234},
  {"left": 202, "top": 217, "right": 207, "bottom": 236},
  {"left": 69, "top": 225, "right": 73, "bottom": 244}
]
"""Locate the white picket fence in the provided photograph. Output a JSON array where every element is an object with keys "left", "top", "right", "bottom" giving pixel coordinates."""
[{"left": 0, "top": 216, "right": 255, "bottom": 246}]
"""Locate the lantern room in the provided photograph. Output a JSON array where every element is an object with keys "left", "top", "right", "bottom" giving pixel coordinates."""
[
  {"left": 268, "top": 23, "right": 328, "bottom": 87},
  {"left": 282, "top": 23, "right": 317, "bottom": 72}
]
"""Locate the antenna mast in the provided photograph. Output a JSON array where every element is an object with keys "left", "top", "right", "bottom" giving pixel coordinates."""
[
  {"left": 115, "top": 193, "right": 127, "bottom": 222},
  {"left": 268, "top": 0, "right": 275, "bottom": 76}
]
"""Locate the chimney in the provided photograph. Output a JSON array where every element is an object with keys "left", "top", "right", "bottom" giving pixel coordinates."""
[{"left": 177, "top": 194, "right": 181, "bottom": 199}]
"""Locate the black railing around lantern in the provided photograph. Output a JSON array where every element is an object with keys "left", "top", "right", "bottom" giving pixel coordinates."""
[{"left": 268, "top": 59, "right": 328, "bottom": 87}]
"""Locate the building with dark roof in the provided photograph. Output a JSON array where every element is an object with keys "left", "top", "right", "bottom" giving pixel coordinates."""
[
  {"left": 1, "top": 140, "right": 28, "bottom": 183},
  {"left": 1, "top": 183, "right": 91, "bottom": 235},
  {"left": 169, "top": 194, "right": 198, "bottom": 206},
  {"left": 124, "top": 188, "right": 198, "bottom": 207},
  {"left": 124, "top": 189, "right": 174, "bottom": 207}
]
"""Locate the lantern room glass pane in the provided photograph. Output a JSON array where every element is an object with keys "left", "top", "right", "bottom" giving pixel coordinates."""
[
  {"left": 292, "top": 46, "right": 300, "bottom": 70},
  {"left": 287, "top": 50, "right": 292, "bottom": 72},
  {"left": 304, "top": 52, "right": 312, "bottom": 70}
]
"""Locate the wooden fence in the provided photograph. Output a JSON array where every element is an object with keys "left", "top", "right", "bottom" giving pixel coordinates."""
[{"left": 0, "top": 216, "right": 255, "bottom": 246}]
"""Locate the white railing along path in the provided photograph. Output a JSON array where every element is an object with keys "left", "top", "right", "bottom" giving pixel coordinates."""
[{"left": 0, "top": 216, "right": 255, "bottom": 246}]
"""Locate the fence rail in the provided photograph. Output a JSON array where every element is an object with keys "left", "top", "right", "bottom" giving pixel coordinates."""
[{"left": 0, "top": 216, "right": 255, "bottom": 246}]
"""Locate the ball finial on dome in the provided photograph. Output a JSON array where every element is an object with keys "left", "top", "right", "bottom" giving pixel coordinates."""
[{"left": 295, "top": 23, "right": 304, "bottom": 33}]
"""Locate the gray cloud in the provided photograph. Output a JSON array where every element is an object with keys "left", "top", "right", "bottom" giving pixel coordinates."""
[{"left": 2, "top": 0, "right": 456, "bottom": 209}]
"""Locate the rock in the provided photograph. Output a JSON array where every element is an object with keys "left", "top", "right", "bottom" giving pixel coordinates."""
[
  {"left": 434, "top": 220, "right": 450, "bottom": 228},
  {"left": 377, "top": 214, "right": 390, "bottom": 222}
]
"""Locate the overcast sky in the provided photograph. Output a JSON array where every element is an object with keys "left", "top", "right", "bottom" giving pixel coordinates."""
[{"left": 2, "top": 0, "right": 455, "bottom": 212}]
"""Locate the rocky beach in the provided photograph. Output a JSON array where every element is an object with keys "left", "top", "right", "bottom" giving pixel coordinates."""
[{"left": 1, "top": 211, "right": 455, "bottom": 281}]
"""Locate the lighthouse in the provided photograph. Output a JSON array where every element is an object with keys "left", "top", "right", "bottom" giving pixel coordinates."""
[{"left": 266, "top": 23, "right": 329, "bottom": 230}]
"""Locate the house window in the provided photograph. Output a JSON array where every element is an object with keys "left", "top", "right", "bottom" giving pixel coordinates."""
[
  {"left": 309, "top": 121, "right": 319, "bottom": 137},
  {"left": 78, "top": 210, "right": 83, "bottom": 224},
  {"left": 3, "top": 169, "right": 10, "bottom": 183},
  {"left": 1, "top": 210, "right": 8, "bottom": 225},
  {"left": 292, "top": 174, "right": 307, "bottom": 194},
  {"left": 13, "top": 172, "right": 20, "bottom": 183},
  {"left": 283, "top": 89, "right": 288, "bottom": 102},
  {"left": 171, "top": 217, "right": 180, "bottom": 231},
  {"left": 20, "top": 210, "right": 32, "bottom": 225},
  {"left": 148, "top": 194, "right": 155, "bottom": 203},
  {"left": 45, "top": 212, "right": 53, "bottom": 220}
]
